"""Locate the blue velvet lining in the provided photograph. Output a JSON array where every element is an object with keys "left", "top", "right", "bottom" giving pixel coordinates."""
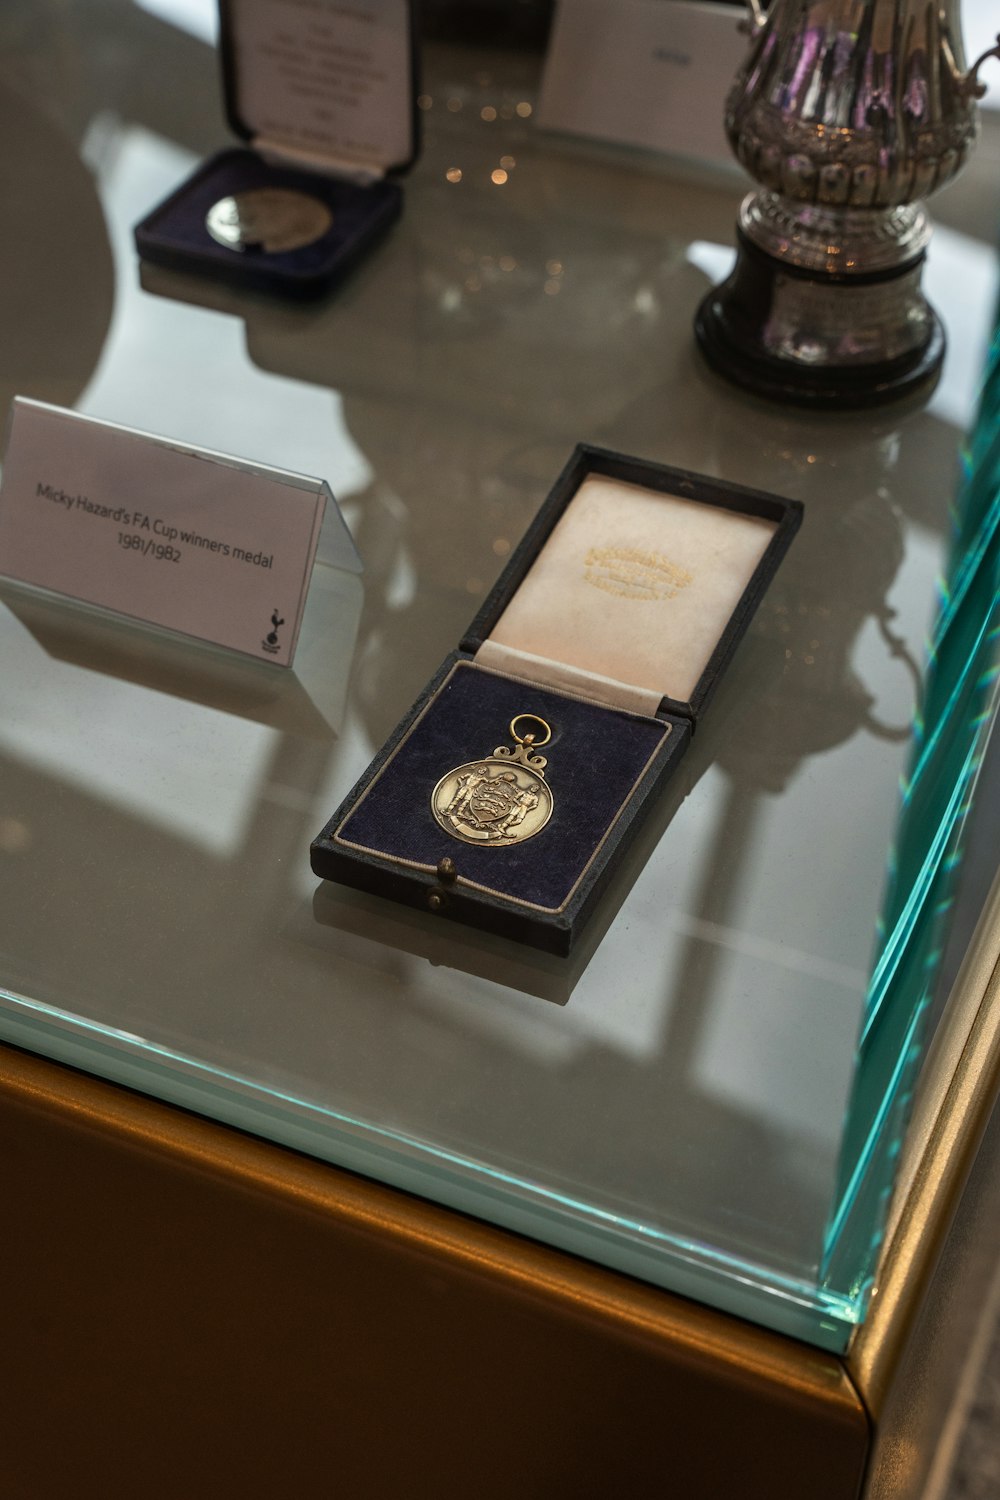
[
  {"left": 136, "top": 148, "right": 400, "bottom": 288},
  {"left": 336, "top": 662, "right": 671, "bottom": 911}
]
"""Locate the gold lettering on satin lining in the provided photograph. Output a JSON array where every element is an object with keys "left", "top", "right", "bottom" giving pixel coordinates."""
[{"left": 583, "top": 547, "right": 693, "bottom": 601}]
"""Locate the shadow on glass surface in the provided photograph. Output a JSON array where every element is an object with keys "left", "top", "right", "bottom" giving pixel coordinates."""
[
  {"left": 0, "top": 78, "right": 114, "bottom": 420},
  {"left": 0, "top": 562, "right": 361, "bottom": 737}
]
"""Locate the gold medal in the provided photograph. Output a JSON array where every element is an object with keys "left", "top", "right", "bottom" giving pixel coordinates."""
[{"left": 431, "top": 714, "right": 554, "bottom": 848}]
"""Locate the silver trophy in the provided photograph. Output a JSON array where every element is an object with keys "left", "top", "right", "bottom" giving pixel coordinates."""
[{"left": 695, "top": 0, "right": 1000, "bottom": 407}]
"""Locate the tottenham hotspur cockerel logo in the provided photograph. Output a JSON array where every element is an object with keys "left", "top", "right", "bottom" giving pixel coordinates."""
[{"left": 262, "top": 608, "right": 285, "bottom": 654}]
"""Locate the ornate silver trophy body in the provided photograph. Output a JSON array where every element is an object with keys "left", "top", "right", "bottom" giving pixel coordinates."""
[{"left": 694, "top": 0, "right": 999, "bottom": 406}]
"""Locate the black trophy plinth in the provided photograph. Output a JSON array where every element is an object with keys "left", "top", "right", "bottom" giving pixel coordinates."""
[{"left": 694, "top": 229, "right": 946, "bottom": 410}]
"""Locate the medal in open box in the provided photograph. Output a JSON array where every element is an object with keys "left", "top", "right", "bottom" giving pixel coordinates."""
[{"left": 432, "top": 715, "right": 554, "bottom": 847}]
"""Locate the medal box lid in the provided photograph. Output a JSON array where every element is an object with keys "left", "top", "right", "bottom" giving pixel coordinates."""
[
  {"left": 219, "top": 0, "right": 420, "bottom": 182},
  {"left": 461, "top": 444, "right": 803, "bottom": 727}
]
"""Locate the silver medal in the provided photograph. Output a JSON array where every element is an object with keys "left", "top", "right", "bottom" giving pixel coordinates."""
[{"left": 205, "top": 188, "right": 333, "bottom": 254}]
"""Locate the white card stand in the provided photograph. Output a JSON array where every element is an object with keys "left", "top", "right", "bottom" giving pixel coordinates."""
[
  {"left": 537, "top": 0, "right": 748, "bottom": 168},
  {"left": 0, "top": 398, "right": 362, "bottom": 681}
]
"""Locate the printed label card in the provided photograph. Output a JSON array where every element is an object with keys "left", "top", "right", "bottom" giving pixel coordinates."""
[
  {"left": 0, "top": 398, "right": 361, "bottom": 667},
  {"left": 537, "top": 0, "right": 747, "bottom": 165}
]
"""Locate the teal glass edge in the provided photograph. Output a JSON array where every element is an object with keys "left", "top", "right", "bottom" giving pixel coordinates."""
[
  {"left": 822, "top": 301, "right": 1000, "bottom": 1307},
  {"left": 0, "top": 984, "right": 861, "bottom": 1353}
]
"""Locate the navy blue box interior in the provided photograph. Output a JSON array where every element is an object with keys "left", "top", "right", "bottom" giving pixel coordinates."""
[
  {"left": 335, "top": 662, "right": 675, "bottom": 913},
  {"left": 134, "top": 148, "right": 402, "bottom": 296}
]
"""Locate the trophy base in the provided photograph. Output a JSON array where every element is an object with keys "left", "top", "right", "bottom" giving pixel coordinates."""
[{"left": 694, "top": 228, "right": 945, "bottom": 410}]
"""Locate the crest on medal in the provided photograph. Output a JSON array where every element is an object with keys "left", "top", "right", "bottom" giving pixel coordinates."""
[{"left": 431, "top": 716, "right": 555, "bottom": 848}]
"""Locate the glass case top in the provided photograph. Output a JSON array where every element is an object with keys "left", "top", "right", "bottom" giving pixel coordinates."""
[{"left": 0, "top": 0, "right": 998, "bottom": 1351}]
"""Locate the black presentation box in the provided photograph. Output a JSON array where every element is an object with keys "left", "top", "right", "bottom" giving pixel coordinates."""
[
  {"left": 134, "top": 0, "right": 420, "bottom": 298},
  {"left": 311, "top": 446, "right": 803, "bottom": 954}
]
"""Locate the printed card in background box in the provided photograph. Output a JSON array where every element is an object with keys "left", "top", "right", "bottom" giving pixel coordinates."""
[
  {"left": 0, "top": 398, "right": 361, "bottom": 667},
  {"left": 537, "top": 0, "right": 747, "bottom": 165}
]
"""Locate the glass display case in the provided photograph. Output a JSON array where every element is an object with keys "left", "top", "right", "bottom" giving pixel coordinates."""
[{"left": 1, "top": 0, "right": 998, "bottom": 1355}]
